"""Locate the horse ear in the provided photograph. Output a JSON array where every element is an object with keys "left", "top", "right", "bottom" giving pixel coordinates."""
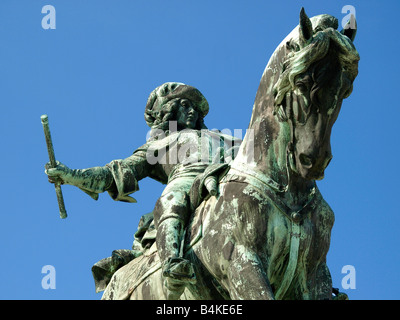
[
  {"left": 341, "top": 14, "right": 357, "bottom": 41},
  {"left": 299, "top": 7, "right": 313, "bottom": 47}
]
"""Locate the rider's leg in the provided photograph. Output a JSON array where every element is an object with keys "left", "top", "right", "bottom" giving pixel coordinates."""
[
  {"left": 153, "top": 189, "right": 196, "bottom": 299},
  {"left": 156, "top": 215, "right": 185, "bottom": 265}
]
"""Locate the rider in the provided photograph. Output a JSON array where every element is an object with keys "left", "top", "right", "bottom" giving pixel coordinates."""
[{"left": 45, "top": 82, "right": 240, "bottom": 299}]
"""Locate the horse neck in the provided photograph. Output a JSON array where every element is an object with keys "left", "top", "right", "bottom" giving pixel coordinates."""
[
  {"left": 232, "top": 46, "right": 291, "bottom": 187},
  {"left": 232, "top": 95, "right": 315, "bottom": 204},
  {"left": 231, "top": 45, "right": 314, "bottom": 198}
]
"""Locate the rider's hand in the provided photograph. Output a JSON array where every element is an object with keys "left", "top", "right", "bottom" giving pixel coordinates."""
[{"left": 45, "top": 161, "right": 72, "bottom": 185}]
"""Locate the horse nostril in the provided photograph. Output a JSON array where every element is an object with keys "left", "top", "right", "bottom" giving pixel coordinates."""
[{"left": 299, "top": 154, "right": 313, "bottom": 168}]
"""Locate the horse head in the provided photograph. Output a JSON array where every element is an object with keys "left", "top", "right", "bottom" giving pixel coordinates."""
[
  {"left": 274, "top": 9, "right": 359, "bottom": 180},
  {"left": 235, "top": 8, "right": 359, "bottom": 184}
]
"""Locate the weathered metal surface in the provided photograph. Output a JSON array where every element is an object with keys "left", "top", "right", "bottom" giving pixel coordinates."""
[
  {"left": 44, "top": 8, "right": 359, "bottom": 300},
  {"left": 101, "top": 10, "right": 358, "bottom": 300}
]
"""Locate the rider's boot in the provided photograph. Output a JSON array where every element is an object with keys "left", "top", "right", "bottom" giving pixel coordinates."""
[{"left": 157, "top": 218, "right": 196, "bottom": 300}]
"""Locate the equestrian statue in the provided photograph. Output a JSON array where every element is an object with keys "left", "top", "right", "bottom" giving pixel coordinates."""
[{"left": 43, "top": 8, "right": 359, "bottom": 300}]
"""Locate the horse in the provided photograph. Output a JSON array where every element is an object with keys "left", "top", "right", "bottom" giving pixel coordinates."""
[{"left": 101, "top": 9, "right": 359, "bottom": 300}]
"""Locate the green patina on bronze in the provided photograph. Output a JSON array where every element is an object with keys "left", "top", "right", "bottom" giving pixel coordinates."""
[{"left": 44, "top": 8, "right": 358, "bottom": 300}]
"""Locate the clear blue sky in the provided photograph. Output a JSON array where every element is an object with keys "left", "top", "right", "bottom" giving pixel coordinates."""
[{"left": 1, "top": 0, "right": 399, "bottom": 300}]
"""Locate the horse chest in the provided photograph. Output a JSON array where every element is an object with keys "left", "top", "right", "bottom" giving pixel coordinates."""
[
  {"left": 268, "top": 210, "right": 314, "bottom": 250},
  {"left": 266, "top": 200, "right": 334, "bottom": 298},
  {"left": 267, "top": 210, "right": 314, "bottom": 268}
]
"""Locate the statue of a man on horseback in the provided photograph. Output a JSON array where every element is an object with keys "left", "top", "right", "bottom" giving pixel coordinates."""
[{"left": 43, "top": 8, "right": 359, "bottom": 300}]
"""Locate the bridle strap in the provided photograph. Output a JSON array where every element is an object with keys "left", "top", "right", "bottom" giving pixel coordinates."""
[{"left": 285, "top": 92, "right": 299, "bottom": 175}]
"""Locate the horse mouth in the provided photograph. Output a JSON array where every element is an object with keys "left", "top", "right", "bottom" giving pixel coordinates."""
[
  {"left": 301, "top": 169, "right": 324, "bottom": 181},
  {"left": 296, "top": 161, "right": 326, "bottom": 180},
  {"left": 315, "top": 172, "right": 325, "bottom": 180},
  {"left": 298, "top": 153, "right": 331, "bottom": 181}
]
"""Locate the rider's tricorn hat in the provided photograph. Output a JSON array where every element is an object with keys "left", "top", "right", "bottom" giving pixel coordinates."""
[{"left": 144, "top": 82, "right": 209, "bottom": 128}]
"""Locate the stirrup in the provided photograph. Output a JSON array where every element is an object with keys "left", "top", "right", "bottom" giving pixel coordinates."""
[{"left": 162, "top": 257, "right": 197, "bottom": 285}]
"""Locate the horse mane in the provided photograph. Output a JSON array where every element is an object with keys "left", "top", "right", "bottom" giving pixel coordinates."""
[{"left": 271, "top": 15, "right": 359, "bottom": 121}]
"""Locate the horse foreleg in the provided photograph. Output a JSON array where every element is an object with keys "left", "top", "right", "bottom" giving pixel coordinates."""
[
  {"left": 311, "top": 261, "right": 333, "bottom": 300},
  {"left": 223, "top": 244, "right": 274, "bottom": 300}
]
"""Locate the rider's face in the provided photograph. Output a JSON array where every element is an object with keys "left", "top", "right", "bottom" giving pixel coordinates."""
[{"left": 177, "top": 99, "right": 199, "bottom": 129}]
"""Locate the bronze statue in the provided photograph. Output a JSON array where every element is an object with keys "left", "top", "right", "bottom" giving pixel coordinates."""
[{"left": 44, "top": 8, "right": 359, "bottom": 300}]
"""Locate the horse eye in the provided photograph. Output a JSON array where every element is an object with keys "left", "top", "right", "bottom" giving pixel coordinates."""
[
  {"left": 296, "top": 82, "right": 307, "bottom": 92},
  {"left": 295, "top": 74, "right": 311, "bottom": 93}
]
